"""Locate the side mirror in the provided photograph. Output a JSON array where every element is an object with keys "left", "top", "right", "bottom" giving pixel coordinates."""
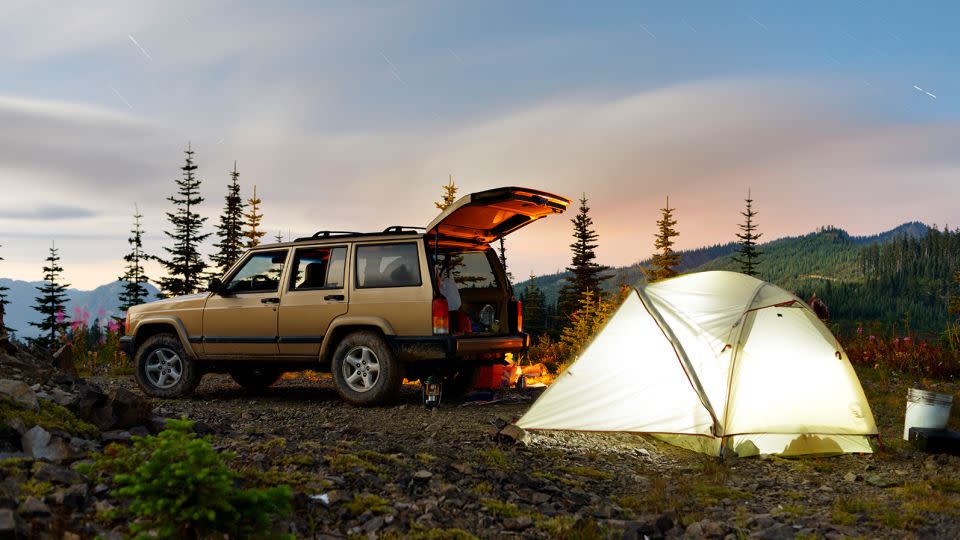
[{"left": 208, "top": 278, "right": 223, "bottom": 294}]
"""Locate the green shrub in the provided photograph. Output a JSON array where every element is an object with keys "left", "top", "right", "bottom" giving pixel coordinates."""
[{"left": 93, "top": 418, "right": 292, "bottom": 539}]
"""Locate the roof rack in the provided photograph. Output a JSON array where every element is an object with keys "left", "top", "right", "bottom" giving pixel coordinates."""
[
  {"left": 383, "top": 226, "right": 426, "bottom": 233},
  {"left": 292, "top": 227, "right": 426, "bottom": 243},
  {"left": 293, "top": 230, "right": 360, "bottom": 242}
]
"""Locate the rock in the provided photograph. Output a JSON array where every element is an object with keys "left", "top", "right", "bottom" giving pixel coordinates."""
[
  {"left": 0, "top": 508, "right": 15, "bottom": 540},
  {"left": 0, "top": 483, "right": 17, "bottom": 510},
  {"left": 362, "top": 516, "right": 385, "bottom": 534},
  {"left": 47, "top": 387, "right": 76, "bottom": 408},
  {"left": 129, "top": 425, "right": 150, "bottom": 437},
  {"left": 94, "top": 500, "right": 116, "bottom": 514},
  {"left": 72, "top": 382, "right": 108, "bottom": 421},
  {"left": 497, "top": 424, "right": 528, "bottom": 444},
  {"left": 503, "top": 516, "right": 533, "bottom": 531},
  {"left": 531, "top": 492, "right": 550, "bottom": 504},
  {"left": 0, "top": 379, "right": 39, "bottom": 411},
  {"left": 864, "top": 474, "right": 899, "bottom": 488},
  {"left": 101, "top": 430, "right": 132, "bottom": 443},
  {"left": 69, "top": 437, "right": 98, "bottom": 453},
  {"left": 747, "top": 514, "right": 776, "bottom": 529},
  {"left": 843, "top": 472, "right": 859, "bottom": 482},
  {"left": 91, "top": 389, "right": 152, "bottom": 431},
  {"left": 749, "top": 523, "right": 795, "bottom": 540},
  {"left": 19, "top": 496, "right": 50, "bottom": 518},
  {"left": 147, "top": 416, "right": 169, "bottom": 434},
  {"left": 53, "top": 484, "right": 88, "bottom": 509},
  {"left": 656, "top": 514, "right": 674, "bottom": 534},
  {"left": 33, "top": 463, "right": 84, "bottom": 485},
  {"left": 413, "top": 470, "right": 433, "bottom": 480},
  {"left": 21, "top": 426, "right": 71, "bottom": 462},
  {"left": 684, "top": 521, "right": 704, "bottom": 537},
  {"left": 2, "top": 417, "right": 25, "bottom": 436}
]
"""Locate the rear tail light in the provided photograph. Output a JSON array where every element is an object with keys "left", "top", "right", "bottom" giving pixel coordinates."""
[
  {"left": 516, "top": 299, "right": 523, "bottom": 332},
  {"left": 432, "top": 297, "right": 449, "bottom": 335}
]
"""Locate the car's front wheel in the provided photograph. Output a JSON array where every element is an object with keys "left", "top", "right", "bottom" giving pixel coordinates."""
[
  {"left": 331, "top": 331, "right": 402, "bottom": 405},
  {"left": 133, "top": 333, "right": 202, "bottom": 398}
]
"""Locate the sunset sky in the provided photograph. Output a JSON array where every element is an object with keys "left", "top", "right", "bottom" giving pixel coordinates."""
[{"left": 1, "top": 1, "right": 959, "bottom": 289}]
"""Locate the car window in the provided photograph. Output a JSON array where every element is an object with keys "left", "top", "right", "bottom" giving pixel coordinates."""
[
  {"left": 437, "top": 251, "right": 499, "bottom": 288},
  {"left": 290, "top": 246, "right": 347, "bottom": 290},
  {"left": 225, "top": 251, "right": 286, "bottom": 293},
  {"left": 356, "top": 243, "right": 421, "bottom": 288}
]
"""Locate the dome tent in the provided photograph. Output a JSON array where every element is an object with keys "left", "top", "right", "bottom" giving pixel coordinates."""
[{"left": 517, "top": 271, "right": 877, "bottom": 457}]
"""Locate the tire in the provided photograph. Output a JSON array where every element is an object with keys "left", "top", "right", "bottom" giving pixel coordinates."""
[
  {"left": 331, "top": 331, "right": 402, "bottom": 406},
  {"left": 444, "top": 365, "right": 479, "bottom": 398},
  {"left": 133, "top": 333, "right": 202, "bottom": 398},
  {"left": 230, "top": 368, "right": 284, "bottom": 394}
]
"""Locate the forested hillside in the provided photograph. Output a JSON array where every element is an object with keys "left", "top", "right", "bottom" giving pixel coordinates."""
[{"left": 517, "top": 221, "right": 960, "bottom": 336}]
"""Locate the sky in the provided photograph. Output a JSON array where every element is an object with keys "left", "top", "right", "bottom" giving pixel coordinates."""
[{"left": 1, "top": 1, "right": 959, "bottom": 289}]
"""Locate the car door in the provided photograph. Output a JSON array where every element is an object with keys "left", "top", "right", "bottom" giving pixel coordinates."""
[
  {"left": 202, "top": 249, "right": 289, "bottom": 357},
  {"left": 424, "top": 187, "right": 571, "bottom": 245},
  {"left": 277, "top": 245, "right": 350, "bottom": 356}
]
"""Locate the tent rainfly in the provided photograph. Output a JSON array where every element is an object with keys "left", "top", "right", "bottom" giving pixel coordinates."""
[{"left": 517, "top": 271, "right": 878, "bottom": 457}]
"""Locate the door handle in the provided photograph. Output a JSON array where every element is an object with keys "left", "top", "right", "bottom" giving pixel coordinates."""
[
  {"left": 324, "top": 294, "right": 345, "bottom": 301},
  {"left": 261, "top": 297, "right": 280, "bottom": 304}
]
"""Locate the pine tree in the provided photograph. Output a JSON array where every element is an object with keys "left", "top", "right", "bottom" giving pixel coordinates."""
[
  {"left": 521, "top": 275, "right": 546, "bottom": 335},
  {"left": 434, "top": 175, "right": 458, "bottom": 212},
  {"left": 243, "top": 185, "right": 266, "bottom": 248},
  {"left": 118, "top": 204, "right": 151, "bottom": 315},
  {"left": 210, "top": 161, "right": 245, "bottom": 274},
  {"left": 557, "top": 195, "right": 611, "bottom": 317},
  {"left": 157, "top": 143, "right": 210, "bottom": 297},
  {"left": 274, "top": 232, "right": 284, "bottom": 243},
  {"left": 29, "top": 244, "right": 70, "bottom": 351},
  {"left": 732, "top": 189, "right": 763, "bottom": 277},
  {"left": 497, "top": 236, "right": 514, "bottom": 285},
  {"left": 0, "top": 244, "right": 10, "bottom": 331},
  {"left": 645, "top": 196, "right": 681, "bottom": 282},
  {"left": 559, "top": 290, "right": 614, "bottom": 363}
]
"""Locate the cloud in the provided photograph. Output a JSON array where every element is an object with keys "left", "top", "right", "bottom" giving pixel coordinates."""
[
  {"left": 0, "top": 204, "right": 98, "bottom": 220},
  {"left": 4, "top": 77, "right": 960, "bottom": 288}
]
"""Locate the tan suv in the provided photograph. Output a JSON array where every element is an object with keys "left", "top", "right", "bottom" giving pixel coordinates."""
[{"left": 120, "top": 187, "right": 570, "bottom": 405}]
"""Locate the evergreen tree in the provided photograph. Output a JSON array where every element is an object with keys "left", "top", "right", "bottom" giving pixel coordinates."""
[
  {"left": 210, "top": 161, "right": 245, "bottom": 274},
  {"left": 732, "top": 189, "right": 763, "bottom": 277},
  {"left": 557, "top": 195, "right": 611, "bottom": 317},
  {"left": 274, "top": 232, "right": 284, "bottom": 243},
  {"left": 559, "top": 290, "right": 614, "bottom": 362},
  {"left": 434, "top": 175, "right": 458, "bottom": 212},
  {"left": 497, "top": 236, "right": 514, "bottom": 285},
  {"left": 645, "top": 196, "right": 681, "bottom": 282},
  {"left": 243, "top": 185, "right": 266, "bottom": 248},
  {"left": 521, "top": 275, "right": 546, "bottom": 335},
  {"left": 157, "top": 143, "right": 210, "bottom": 297},
  {"left": 118, "top": 205, "right": 151, "bottom": 315},
  {"left": 29, "top": 244, "right": 70, "bottom": 351},
  {"left": 0, "top": 244, "right": 9, "bottom": 331}
]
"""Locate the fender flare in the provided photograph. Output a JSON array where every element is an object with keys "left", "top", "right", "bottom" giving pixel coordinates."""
[
  {"left": 132, "top": 317, "right": 199, "bottom": 359},
  {"left": 318, "top": 316, "right": 397, "bottom": 364}
]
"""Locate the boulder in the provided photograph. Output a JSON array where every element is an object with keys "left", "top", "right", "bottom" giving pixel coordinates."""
[
  {"left": 71, "top": 382, "right": 108, "bottom": 422},
  {"left": 0, "top": 508, "right": 15, "bottom": 540},
  {"left": 18, "top": 497, "right": 50, "bottom": 519},
  {"left": 89, "top": 388, "right": 152, "bottom": 431},
  {"left": 21, "top": 426, "right": 71, "bottom": 463},
  {"left": 0, "top": 380, "right": 39, "bottom": 412},
  {"left": 51, "top": 344, "right": 77, "bottom": 377},
  {"left": 33, "top": 463, "right": 84, "bottom": 485}
]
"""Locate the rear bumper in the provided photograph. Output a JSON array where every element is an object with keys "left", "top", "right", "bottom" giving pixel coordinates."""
[
  {"left": 388, "top": 333, "right": 529, "bottom": 362},
  {"left": 119, "top": 335, "right": 134, "bottom": 358}
]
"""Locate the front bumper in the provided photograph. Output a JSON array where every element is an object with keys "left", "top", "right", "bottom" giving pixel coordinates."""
[
  {"left": 387, "top": 333, "right": 530, "bottom": 362},
  {"left": 119, "top": 335, "right": 134, "bottom": 358}
]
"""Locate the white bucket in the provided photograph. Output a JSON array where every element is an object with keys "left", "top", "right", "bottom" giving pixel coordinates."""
[{"left": 903, "top": 388, "right": 954, "bottom": 440}]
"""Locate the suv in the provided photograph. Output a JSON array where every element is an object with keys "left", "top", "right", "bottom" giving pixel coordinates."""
[{"left": 120, "top": 187, "right": 570, "bottom": 405}]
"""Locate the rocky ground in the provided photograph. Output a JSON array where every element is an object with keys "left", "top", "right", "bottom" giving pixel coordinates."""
[{"left": 2, "top": 342, "right": 960, "bottom": 539}]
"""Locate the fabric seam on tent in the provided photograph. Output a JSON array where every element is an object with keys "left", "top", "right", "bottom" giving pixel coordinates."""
[{"left": 634, "top": 286, "right": 720, "bottom": 434}]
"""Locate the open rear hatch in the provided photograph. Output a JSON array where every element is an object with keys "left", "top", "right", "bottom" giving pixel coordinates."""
[{"left": 425, "top": 187, "right": 571, "bottom": 246}]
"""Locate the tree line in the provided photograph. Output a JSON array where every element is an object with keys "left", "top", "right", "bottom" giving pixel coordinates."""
[{"left": 22, "top": 143, "right": 278, "bottom": 351}]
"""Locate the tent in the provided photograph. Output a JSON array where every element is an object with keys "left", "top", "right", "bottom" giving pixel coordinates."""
[{"left": 516, "top": 271, "right": 878, "bottom": 457}]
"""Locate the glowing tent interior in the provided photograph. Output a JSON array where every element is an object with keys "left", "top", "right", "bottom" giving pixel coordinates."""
[{"left": 516, "top": 271, "right": 878, "bottom": 457}]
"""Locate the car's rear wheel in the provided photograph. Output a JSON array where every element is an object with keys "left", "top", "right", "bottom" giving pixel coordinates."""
[
  {"left": 331, "top": 331, "right": 402, "bottom": 405},
  {"left": 230, "top": 368, "right": 285, "bottom": 394},
  {"left": 134, "top": 333, "right": 202, "bottom": 398}
]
